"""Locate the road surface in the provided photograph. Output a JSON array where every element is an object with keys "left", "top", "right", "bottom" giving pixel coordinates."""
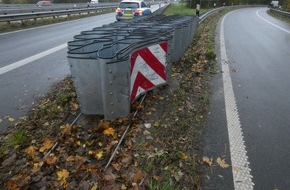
[
  {"left": 202, "top": 7, "right": 290, "bottom": 189},
  {"left": 0, "top": 4, "right": 163, "bottom": 133}
]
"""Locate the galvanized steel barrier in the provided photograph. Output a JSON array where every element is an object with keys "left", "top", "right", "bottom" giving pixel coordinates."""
[
  {"left": 67, "top": 15, "right": 199, "bottom": 120},
  {"left": 270, "top": 8, "right": 290, "bottom": 18}
]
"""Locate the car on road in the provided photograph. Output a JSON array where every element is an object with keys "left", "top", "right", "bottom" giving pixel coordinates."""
[
  {"left": 115, "top": 0, "right": 152, "bottom": 21},
  {"left": 36, "top": 0, "right": 52, "bottom": 6}
]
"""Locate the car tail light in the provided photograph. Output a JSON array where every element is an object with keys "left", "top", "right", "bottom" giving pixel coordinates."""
[
  {"left": 116, "top": 8, "right": 123, "bottom": 13},
  {"left": 134, "top": 9, "right": 142, "bottom": 15}
]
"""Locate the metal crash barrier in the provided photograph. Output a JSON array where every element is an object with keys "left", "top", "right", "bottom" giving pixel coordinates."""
[{"left": 67, "top": 15, "right": 199, "bottom": 120}]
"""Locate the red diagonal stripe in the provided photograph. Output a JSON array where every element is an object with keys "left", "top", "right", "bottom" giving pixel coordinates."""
[
  {"left": 160, "top": 42, "right": 168, "bottom": 52},
  {"left": 133, "top": 47, "right": 166, "bottom": 80},
  {"left": 131, "top": 72, "right": 155, "bottom": 102}
]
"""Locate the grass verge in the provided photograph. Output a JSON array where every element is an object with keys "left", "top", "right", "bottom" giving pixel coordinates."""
[{"left": 164, "top": 3, "right": 209, "bottom": 16}]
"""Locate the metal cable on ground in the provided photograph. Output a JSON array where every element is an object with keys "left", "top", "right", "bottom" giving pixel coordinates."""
[
  {"left": 43, "top": 112, "right": 82, "bottom": 159},
  {"left": 104, "top": 93, "right": 147, "bottom": 170}
]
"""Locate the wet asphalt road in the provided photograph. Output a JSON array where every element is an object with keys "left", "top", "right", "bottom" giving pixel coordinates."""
[
  {"left": 202, "top": 8, "right": 290, "bottom": 189},
  {"left": 0, "top": 13, "right": 116, "bottom": 133},
  {"left": 0, "top": 5, "right": 162, "bottom": 133}
]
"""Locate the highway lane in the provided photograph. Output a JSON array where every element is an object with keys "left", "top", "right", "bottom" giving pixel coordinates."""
[
  {"left": 0, "top": 5, "right": 163, "bottom": 133},
  {"left": 202, "top": 8, "right": 290, "bottom": 189}
]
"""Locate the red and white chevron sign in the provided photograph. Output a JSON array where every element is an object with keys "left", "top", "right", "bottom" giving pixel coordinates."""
[{"left": 130, "top": 42, "right": 168, "bottom": 102}]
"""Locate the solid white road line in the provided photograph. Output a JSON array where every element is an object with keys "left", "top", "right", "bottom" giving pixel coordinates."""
[
  {"left": 256, "top": 10, "right": 290, "bottom": 34},
  {"left": 0, "top": 43, "right": 67, "bottom": 75},
  {"left": 220, "top": 12, "right": 254, "bottom": 189}
]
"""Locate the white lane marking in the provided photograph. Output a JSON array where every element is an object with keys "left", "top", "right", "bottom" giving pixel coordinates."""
[
  {"left": 220, "top": 12, "right": 254, "bottom": 189},
  {"left": 256, "top": 10, "right": 290, "bottom": 34},
  {"left": 0, "top": 43, "right": 67, "bottom": 75}
]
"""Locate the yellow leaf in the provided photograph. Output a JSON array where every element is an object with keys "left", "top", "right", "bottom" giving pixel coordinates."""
[
  {"left": 61, "top": 123, "right": 72, "bottom": 134},
  {"left": 57, "top": 169, "right": 69, "bottom": 187},
  {"left": 39, "top": 138, "right": 54, "bottom": 153},
  {"left": 216, "top": 157, "right": 230, "bottom": 168},
  {"left": 91, "top": 184, "right": 98, "bottom": 190},
  {"left": 181, "top": 153, "right": 188, "bottom": 160},
  {"left": 76, "top": 141, "right": 81, "bottom": 146},
  {"left": 25, "top": 146, "right": 37, "bottom": 158},
  {"left": 202, "top": 156, "right": 213, "bottom": 166},
  {"left": 95, "top": 150, "right": 103, "bottom": 160},
  {"left": 101, "top": 121, "right": 111, "bottom": 129},
  {"left": 89, "top": 150, "right": 93, "bottom": 155},
  {"left": 8, "top": 117, "right": 15, "bottom": 122},
  {"left": 121, "top": 184, "right": 127, "bottom": 190},
  {"left": 159, "top": 96, "right": 165, "bottom": 100},
  {"left": 103, "top": 127, "right": 115, "bottom": 136}
]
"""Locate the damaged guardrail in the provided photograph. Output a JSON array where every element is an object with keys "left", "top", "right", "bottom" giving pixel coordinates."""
[{"left": 67, "top": 14, "right": 199, "bottom": 120}]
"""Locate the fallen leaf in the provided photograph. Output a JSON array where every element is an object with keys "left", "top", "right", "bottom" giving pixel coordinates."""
[
  {"left": 61, "top": 123, "right": 72, "bottom": 134},
  {"left": 112, "top": 163, "right": 121, "bottom": 171},
  {"left": 133, "top": 170, "right": 145, "bottom": 183},
  {"left": 57, "top": 169, "right": 69, "bottom": 187},
  {"left": 70, "top": 102, "right": 79, "bottom": 111},
  {"left": 91, "top": 184, "right": 98, "bottom": 190},
  {"left": 8, "top": 117, "right": 15, "bottom": 122},
  {"left": 144, "top": 123, "right": 151, "bottom": 129},
  {"left": 180, "top": 153, "right": 188, "bottom": 160},
  {"left": 216, "top": 157, "right": 230, "bottom": 168},
  {"left": 32, "top": 161, "right": 43, "bottom": 173},
  {"left": 104, "top": 173, "right": 116, "bottom": 182},
  {"left": 153, "top": 175, "right": 160, "bottom": 181},
  {"left": 143, "top": 130, "right": 151, "bottom": 135},
  {"left": 39, "top": 138, "right": 54, "bottom": 153},
  {"left": 103, "top": 127, "right": 115, "bottom": 136},
  {"left": 6, "top": 172, "right": 30, "bottom": 190},
  {"left": 202, "top": 156, "right": 213, "bottom": 166},
  {"left": 153, "top": 120, "right": 160, "bottom": 127},
  {"left": 121, "top": 184, "right": 127, "bottom": 190},
  {"left": 101, "top": 121, "right": 111, "bottom": 129},
  {"left": 76, "top": 141, "right": 81, "bottom": 146},
  {"left": 66, "top": 155, "right": 75, "bottom": 162},
  {"left": 45, "top": 155, "right": 58, "bottom": 165},
  {"left": 25, "top": 146, "right": 37, "bottom": 158},
  {"left": 121, "top": 154, "right": 132, "bottom": 165},
  {"left": 174, "top": 170, "right": 184, "bottom": 182},
  {"left": 95, "top": 150, "right": 103, "bottom": 160}
]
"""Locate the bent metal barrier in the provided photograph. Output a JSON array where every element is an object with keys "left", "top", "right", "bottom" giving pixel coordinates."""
[{"left": 67, "top": 15, "right": 199, "bottom": 120}]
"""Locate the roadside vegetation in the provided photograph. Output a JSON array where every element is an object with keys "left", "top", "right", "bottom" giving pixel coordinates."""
[{"left": 0, "top": 4, "right": 232, "bottom": 190}]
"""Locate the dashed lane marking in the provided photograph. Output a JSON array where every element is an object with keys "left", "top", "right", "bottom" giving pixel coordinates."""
[{"left": 220, "top": 12, "right": 255, "bottom": 189}]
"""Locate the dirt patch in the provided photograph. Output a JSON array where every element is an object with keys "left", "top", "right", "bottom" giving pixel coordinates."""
[{"left": 0, "top": 10, "right": 227, "bottom": 190}]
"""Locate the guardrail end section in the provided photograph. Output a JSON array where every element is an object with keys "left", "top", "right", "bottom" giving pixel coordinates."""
[{"left": 130, "top": 41, "right": 169, "bottom": 102}]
